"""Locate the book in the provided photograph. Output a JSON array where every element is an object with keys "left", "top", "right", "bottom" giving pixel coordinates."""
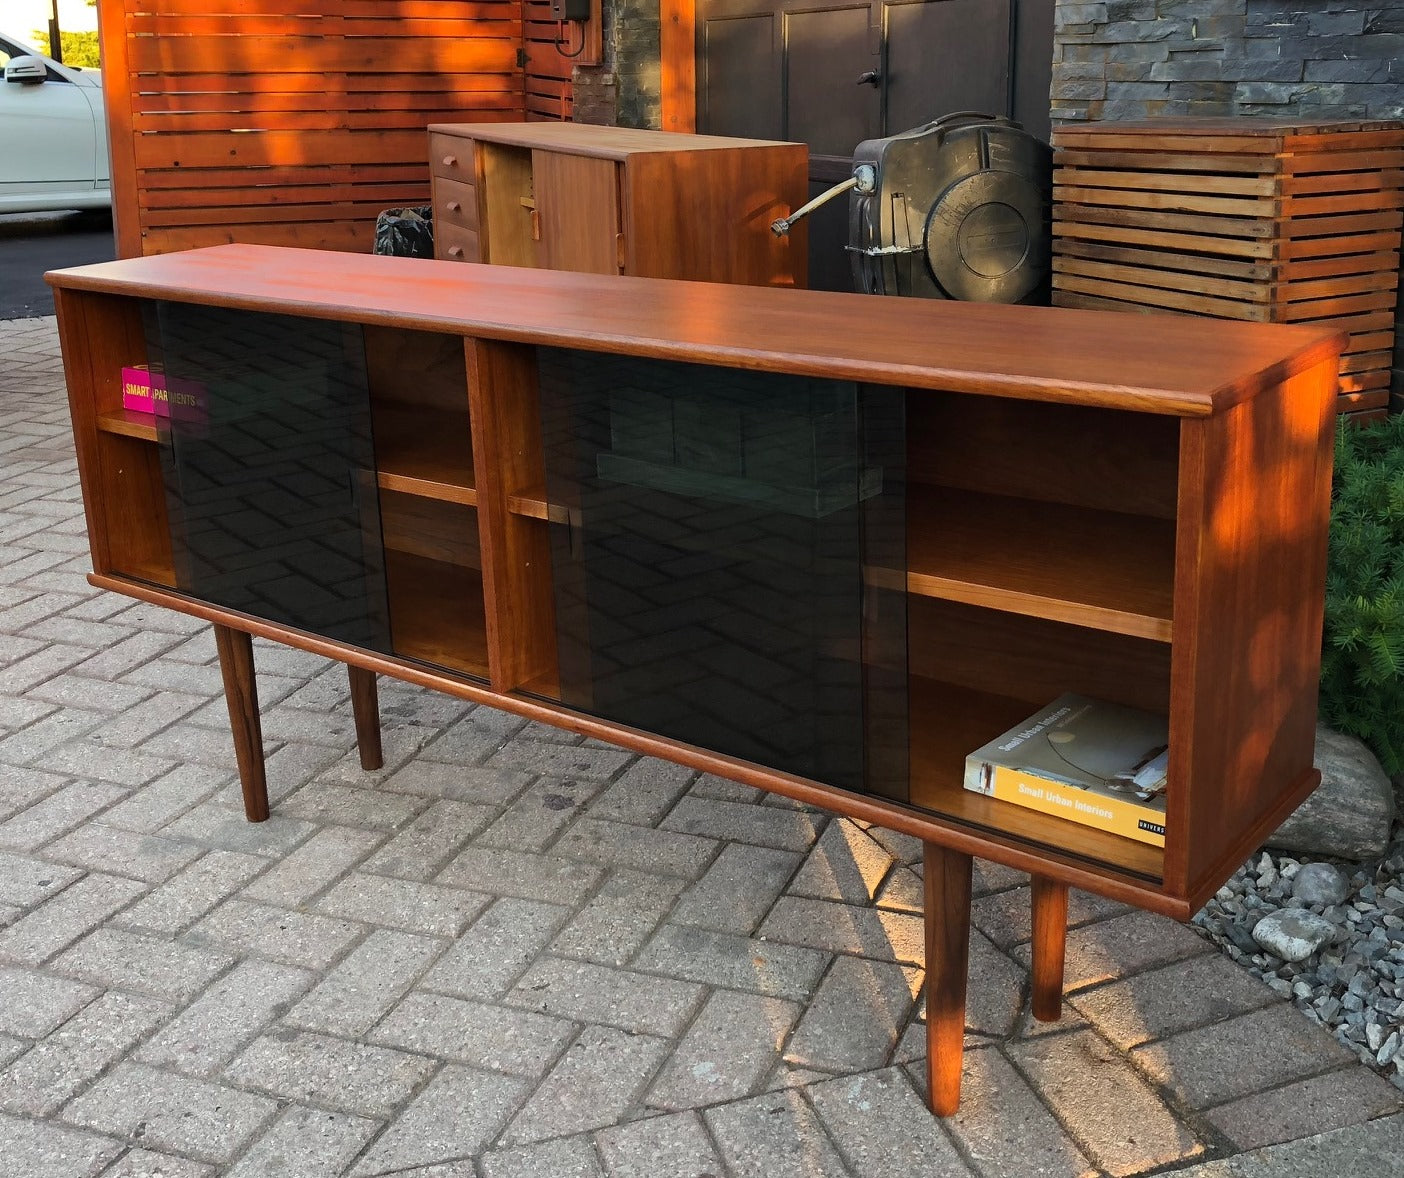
[
  {"left": 121, "top": 365, "right": 207, "bottom": 422},
  {"left": 963, "top": 693, "right": 1169, "bottom": 847}
]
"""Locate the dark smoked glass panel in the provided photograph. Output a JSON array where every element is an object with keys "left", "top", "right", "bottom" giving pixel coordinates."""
[
  {"left": 145, "top": 302, "right": 390, "bottom": 650},
  {"left": 538, "top": 349, "right": 906, "bottom": 799}
]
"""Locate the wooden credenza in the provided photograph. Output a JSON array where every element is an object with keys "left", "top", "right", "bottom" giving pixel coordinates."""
[
  {"left": 49, "top": 245, "right": 1344, "bottom": 1115},
  {"left": 427, "top": 122, "right": 808, "bottom": 287}
]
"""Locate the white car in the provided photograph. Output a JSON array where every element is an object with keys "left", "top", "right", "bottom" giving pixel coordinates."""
[{"left": 0, "top": 32, "right": 110, "bottom": 213}]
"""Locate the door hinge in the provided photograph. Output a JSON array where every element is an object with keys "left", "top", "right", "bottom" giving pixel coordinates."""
[{"left": 516, "top": 47, "right": 529, "bottom": 69}]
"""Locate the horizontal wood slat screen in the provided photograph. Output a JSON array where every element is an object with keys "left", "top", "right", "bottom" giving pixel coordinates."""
[{"left": 99, "top": 0, "right": 579, "bottom": 257}]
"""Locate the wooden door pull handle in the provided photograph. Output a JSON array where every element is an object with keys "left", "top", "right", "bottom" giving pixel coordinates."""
[
  {"left": 447, "top": 201, "right": 461, "bottom": 212},
  {"left": 442, "top": 155, "right": 457, "bottom": 167},
  {"left": 448, "top": 246, "right": 464, "bottom": 259}
]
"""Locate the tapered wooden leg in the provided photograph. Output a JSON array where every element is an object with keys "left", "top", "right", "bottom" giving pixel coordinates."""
[
  {"left": 1031, "top": 875, "right": 1070, "bottom": 1022},
  {"left": 348, "top": 665, "right": 383, "bottom": 771},
  {"left": 924, "top": 842, "right": 973, "bottom": 1117},
  {"left": 213, "top": 624, "right": 268, "bottom": 823}
]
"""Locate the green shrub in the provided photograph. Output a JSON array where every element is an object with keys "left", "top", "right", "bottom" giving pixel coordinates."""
[{"left": 1320, "top": 412, "right": 1404, "bottom": 775}]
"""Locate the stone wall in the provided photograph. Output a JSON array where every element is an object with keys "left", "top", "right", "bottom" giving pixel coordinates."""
[{"left": 570, "top": 0, "right": 662, "bottom": 128}]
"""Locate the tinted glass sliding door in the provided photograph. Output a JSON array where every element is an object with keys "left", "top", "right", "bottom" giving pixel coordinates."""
[
  {"left": 538, "top": 349, "right": 907, "bottom": 799},
  {"left": 144, "top": 302, "right": 391, "bottom": 650}
]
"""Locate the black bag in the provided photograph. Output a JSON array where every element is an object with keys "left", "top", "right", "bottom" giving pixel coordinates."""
[{"left": 373, "top": 206, "right": 434, "bottom": 259}]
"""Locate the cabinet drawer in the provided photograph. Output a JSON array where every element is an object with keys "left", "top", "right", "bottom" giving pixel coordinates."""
[
  {"left": 429, "top": 132, "right": 476, "bottom": 184},
  {"left": 434, "top": 176, "right": 479, "bottom": 234},
  {"left": 436, "top": 221, "right": 480, "bottom": 264}
]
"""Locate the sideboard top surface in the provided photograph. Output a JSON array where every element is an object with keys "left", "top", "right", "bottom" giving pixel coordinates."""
[
  {"left": 426, "top": 121, "right": 805, "bottom": 158},
  {"left": 47, "top": 244, "right": 1344, "bottom": 417}
]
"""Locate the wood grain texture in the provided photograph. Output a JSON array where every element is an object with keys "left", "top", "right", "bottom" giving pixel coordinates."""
[
  {"left": 534, "top": 152, "right": 622, "bottom": 275},
  {"left": 479, "top": 142, "right": 539, "bottom": 268},
  {"left": 428, "top": 120, "right": 800, "bottom": 157},
  {"left": 213, "top": 624, "right": 268, "bottom": 822},
  {"left": 45, "top": 245, "right": 1346, "bottom": 417},
  {"left": 1030, "top": 876, "right": 1069, "bottom": 1022},
  {"left": 348, "top": 665, "right": 383, "bottom": 771},
  {"left": 924, "top": 843, "right": 973, "bottom": 1116},
  {"left": 659, "top": 0, "right": 696, "bottom": 133}
]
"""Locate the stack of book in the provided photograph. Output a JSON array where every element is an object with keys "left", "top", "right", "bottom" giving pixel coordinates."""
[{"left": 964, "top": 694, "right": 1168, "bottom": 847}]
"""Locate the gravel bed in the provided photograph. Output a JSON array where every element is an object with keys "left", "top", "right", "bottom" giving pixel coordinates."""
[{"left": 1193, "top": 830, "right": 1404, "bottom": 1090}]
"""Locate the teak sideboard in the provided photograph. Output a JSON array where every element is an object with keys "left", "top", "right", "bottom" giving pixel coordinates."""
[
  {"left": 426, "top": 121, "right": 808, "bottom": 287},
  {"left": 48, "top": 244, "right": 1344, "bottom": 1115}
]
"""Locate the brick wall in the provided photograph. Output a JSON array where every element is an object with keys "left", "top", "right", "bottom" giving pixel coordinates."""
[{"left": 571, "top": 0, "right": 662, "bottom": 127}]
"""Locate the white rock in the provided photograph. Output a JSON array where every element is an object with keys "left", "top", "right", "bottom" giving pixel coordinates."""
[{"left": 1251, "top": 909, "right": 1337, "bottom": 963}]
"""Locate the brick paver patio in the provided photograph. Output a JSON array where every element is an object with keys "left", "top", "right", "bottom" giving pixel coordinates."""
[{"left": 1, "top": 314, "right": 1401, "bottom": 1176}]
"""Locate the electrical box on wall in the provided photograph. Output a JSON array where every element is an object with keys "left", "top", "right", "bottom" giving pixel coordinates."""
[{"left": 549, "top": 0, "right": 590, "bottom": 20}]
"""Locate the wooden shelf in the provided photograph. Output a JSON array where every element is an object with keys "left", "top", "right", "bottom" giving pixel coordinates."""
[
  {"left": 374, "top": 404, "right": 476, "bottom": 505},
  {"left": 96, "top": 408, "right": 159, "bottom": 442},
  {"left": 505, "top": 485, "right": 568, "bottom": 524},
  {"left": 908, "top": 675, "right": 1166, "bottom": 880},
  {"left": 905, "top": 485, "right": 1176, "bottom": 642},
  {"left": 385, "top": 549, "right": 489, "bottom": 680}
]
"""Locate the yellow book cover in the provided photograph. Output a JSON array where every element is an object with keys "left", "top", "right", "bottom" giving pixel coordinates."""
[{"left": 963, "top": 694, "right": 1168, "bottom": 848}]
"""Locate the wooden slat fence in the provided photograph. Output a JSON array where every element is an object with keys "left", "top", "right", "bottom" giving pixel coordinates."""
[{"left": 99, "top": 0, "right": 576, "bottom": 257}]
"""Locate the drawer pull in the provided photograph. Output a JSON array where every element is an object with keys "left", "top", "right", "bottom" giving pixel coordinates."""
[
  {"left": 442, "top": 155, "right": 458, "bottom": 168},
  {"left": 448, "top": 246, "right": 465, "bottom": 259},
  {"left": 447, "top": 201, "right": 461, "bottom": 213}
]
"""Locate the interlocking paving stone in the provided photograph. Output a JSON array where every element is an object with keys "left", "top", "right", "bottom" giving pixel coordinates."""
[
  {"left": 809, "top": 1067, "right": 973, "bottom": 1176},
  {"left": 485, "top": 739, "right": 633, "bottom": 783},
  {"left": 158, "top": 803, "right": 315, "bottom": 857},
  {"left": 647, "top": 988, "right": 801, "bottom": 1110},
  {"left": 1007, "top": 1029, "right": 1204, "bottom": 1176},
  {"left": 370, "top": 991, "right": 576, "bottom": 1077},
  {"left": 873, "top": 865, "right": 921, "bottom": 913},
  {"left": 481, "top": 1136, "right": 606, "bottom": 1178},
  {"left": 1171, "top": 1114, "right": 1404, "bottom": 1178},
  {"left": 670, "top": 843, "right": 802, "bottom": 934},
  {"left": 62, "top": 1063, "right": 279, "bottom": 1165},
  {"left": 476, "top": 777, "right": 602, "bottom": 853},
  {"left": 423, "top": 897, "right": 570, "bottom": 999},
  {"left": 662, "top": 796, "right": 825, "bottom": 853},
  {"left": 0, "top": 847, "right": 83, "bottom": 906},
  {"left": 99, "top": 764, "right": 228, "bottom": 833},
  {"left": 136, "top": 959, "right": 314, "bottom": 1077},
  {"left": 1014, "top": 908, "right": 1212, "bottom": 990},
  {"left": 0, "top": 765, "right": 69, "bottom": 821},
  {"left": 239, "top": 825, "right": 383, "bottom": 906},
  {"left": 689, "top": 774, "right": 764, "bottom": 804},
  {"left": 361, "top": 799, "right": 495, "bottom": 881},
  {"left": 506, "top": 956, "right": 704, "bottom": 1038},
  {"left": 757, "top": 896, "right": 925, "bottom": 964},
  {"left": 585, "top": 758, "right": 696, "bottom": 825},
  {"left": 349, "top": 1065, "right": 530, "bottom": 1176},
  {"left": 186, "top": 899, "right": 364, "bottom": 970},
  {"left": 1130, "top": 1003, "right": 1358, "bottom": 1110},
  {"left": 112, "top": 850, "right": 268, "bottom": 936},
  {"left": 224, "top": 1029, "right": 438, "bottom": 1119},
  {"left": 35, "top": 741, "right": 176, "bottom": 789},
  {"left": 436, "top": 846, "right": 602, "bottom": 905},
  {"left": 54, "top": 928, "right": 233, "bottom": 1004},
  {"left": 944, "top": 1047, "right": 1097, "bottom": 1178},
  {"left": 223, "top": 1105, "right": 382, "bottom": 1178},
  {"left": 0, "top": 710, "right": 105, "bottom": 768},
  {"left": 0, "top": 781, "right": 126, "bottom": 850},
  {"left": 549, "top": 869, "right": 685, "bottom": 967},
  {"left": 286, "top": 929, "right": 445, "bottom": 1037},
  {"left": 786, "top": 819, "right": 893, "bottom": 904},
  {"left": 41, "top": 824, "right": 203, "bottom": 883},
  {"left": 966, "top": 929, "right": 1027, "bottom": 1038},
  {"left": 382, "top": 759, "right": 535, "bottom": 805},
  {"left": 972, "top": 885, "right": 1131, "bottom": 949},
  {"left": 0, "top": 1110, "right": 123, "bottom": 1178},
  {"left": 502, "top": 1024, "right": 672, "bottom": 1146},
  {"left": 704, "top": 1089, "right": 850, "bottom": 1178},
  {"left": 279, "top": 781, "right": 429, "bottom": 831},
  {"left": 551, "top": 817, "right": 719, "bottom": 879},
  {"left": 99, "top": 1149, "right": 214, "bottom": 1177},
  {"left": 783, "top": 956, "right": 921, "bottom": 1072},
  {"left": 0, "top": 874, "right": 148, "bottom": 965},
  {"left": 0, "top": 991, "right": 172, "bottom": 1115},
  {"left": 595, "top": 1109, "right": 726, "bottom": 1178},
  {"left": 634, "top": 923, "right": 830, "bottom": 999},
  {"left": 1204, "top": 1066, "right": 1404, "bottom": 1152},
  {"left": 314, "top": 871, "right": 489, "bottom": 938},
  {"left": 1069, "top": 951, "right": 1280, "bottom": 1050},
  {"left": 0, "top": 964, "right": 97, "bottom": 1036},
  {"left": 84, "top": 692, "right": 208, "bottom": 751}
]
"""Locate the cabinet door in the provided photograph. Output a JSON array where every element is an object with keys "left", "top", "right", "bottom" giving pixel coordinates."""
[
  {"left": 538, "top": 349, "right": 907, "bottom": 799},
  {"left": 144, "top": 302, "right": 392, "bottom": 650},
  {"left": 534, "top": 152, "right": 622, "bottom": 275}
]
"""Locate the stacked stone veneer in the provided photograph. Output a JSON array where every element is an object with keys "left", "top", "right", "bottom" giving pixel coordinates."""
[
  {"left": 1052, "top": 0, "right": 1404, "bottom": 399},
  {"left": 570, "top": 0, "right": 662, "bottom": 128}
]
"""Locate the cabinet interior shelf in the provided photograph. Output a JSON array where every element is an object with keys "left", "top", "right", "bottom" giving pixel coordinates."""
[
  {"left": 385, "top": 550, "right": 489, "bottom": 679},
  {"left": 907, "top": 675, "right": 1166, "bottom": 880},
  {"left": 506, "top": 486, "right": 568, "bottom": 524},
  {"left": 373, "top": 405, "right": 476, "bottom": 504},
  {"left": 906, "top": 486, "right": 1176, "bottom": 642},
  {"left": 97, "top": 409, "right": 160, "bottom": 442}
]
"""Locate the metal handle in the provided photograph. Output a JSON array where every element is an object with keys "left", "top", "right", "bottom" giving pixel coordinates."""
[{"left": 856, "top": 69, "right": 881, "bottom": 87}]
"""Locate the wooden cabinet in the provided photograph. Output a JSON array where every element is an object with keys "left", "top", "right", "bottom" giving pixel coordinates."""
[
  {"left": 50, "top": 244, "right": 1344, "bottom": 1115},
  {"left": 427, "top": 122, "right": 809, "bottom": 287}
]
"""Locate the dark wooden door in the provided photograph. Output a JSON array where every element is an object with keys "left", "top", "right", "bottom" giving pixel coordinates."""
[{"left": 696, "top": 0, "right": 1054, "bottom": 290}]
